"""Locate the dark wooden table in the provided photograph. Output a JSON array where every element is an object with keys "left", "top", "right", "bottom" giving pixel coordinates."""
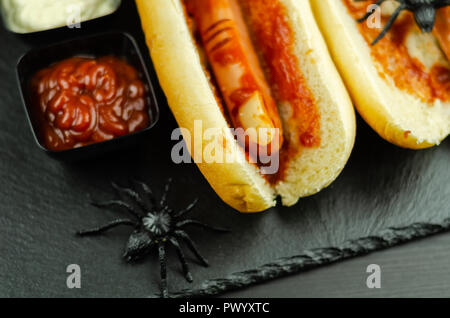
[{"left": 227, "top": 232, "right": 450, "bottom": 297}]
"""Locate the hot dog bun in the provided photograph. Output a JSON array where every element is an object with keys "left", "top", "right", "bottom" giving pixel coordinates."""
[
  {"left": 311, "top": 0, "right": 450, "bottom": 149},
  {"left": 136, "top": 0, "right": 356, "bottom": 212}
]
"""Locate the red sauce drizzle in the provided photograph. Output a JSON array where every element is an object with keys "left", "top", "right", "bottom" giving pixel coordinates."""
[
  {"left": 240, "top": 0, "right": 320, "bottom": 148},
  {"left": 343, "top": 0, "right": 450, "bottom": 103}
]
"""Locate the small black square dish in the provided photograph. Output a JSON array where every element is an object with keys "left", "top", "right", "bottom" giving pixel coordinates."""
[{"left": 16, "top": 32, "right": 159, "bottom": 161}]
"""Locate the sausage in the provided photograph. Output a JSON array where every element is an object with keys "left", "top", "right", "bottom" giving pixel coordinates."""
[{"left": 187, "top": 0, "right": 283, "bottom": 155}]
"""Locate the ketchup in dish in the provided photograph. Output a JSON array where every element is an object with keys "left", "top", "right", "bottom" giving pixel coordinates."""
[{"left": 31, "top": 56, "right": 150, "bottom": 151}]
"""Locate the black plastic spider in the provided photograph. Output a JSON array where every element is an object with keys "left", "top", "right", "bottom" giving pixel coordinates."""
[
  {"left": 356, "top": 0, "right": 450, "bottom": 45},
  {"left": 76, "top": 179, "right": 229, "bottom": 298}
]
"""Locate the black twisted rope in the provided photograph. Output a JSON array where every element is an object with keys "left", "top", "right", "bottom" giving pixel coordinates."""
[{"left": 163, "top": 217, "right": 450, "bottom": 298}]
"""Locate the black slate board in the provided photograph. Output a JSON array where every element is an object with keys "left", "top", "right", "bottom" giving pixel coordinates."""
[{"left": 0, "top": 1, "right": 449, "bottom": 298}]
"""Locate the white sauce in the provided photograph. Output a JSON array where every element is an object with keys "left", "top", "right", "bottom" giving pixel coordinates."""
[{"left": 0, "top": 0, "right": 121, "bottom": 33}]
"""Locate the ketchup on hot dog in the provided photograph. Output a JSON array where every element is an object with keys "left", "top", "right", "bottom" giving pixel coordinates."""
[
  {"left": 186, "top": 0, "right": 321, "bottom": 160},
  {"left": 187, "top": 0, "right": 284, "bottom": 157},
  {"left": 343, "top": 0, "right": 450, "bottom": 103}
]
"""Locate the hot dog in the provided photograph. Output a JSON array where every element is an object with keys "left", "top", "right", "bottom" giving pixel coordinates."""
[
  {"left": 136, "top": 0, "right": 356, "bottom": 212},
  {"left": 312, "top": 0, "right": 450, "bottom": 149},
  {"left": 189, "top": 0, "right": 283, "bottom": 156}
]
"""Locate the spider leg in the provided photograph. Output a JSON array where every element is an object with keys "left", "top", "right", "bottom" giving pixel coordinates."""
[
  {"left": 158, "top": 241, "right": 169, "bottom": 298},
  {"left": 76, "top": 219, "right": 136, "bottom": 236},
  {"left": 174, "top": 229, "right": 209, "bottom": 267},
  {"left": 92, "top": 200, "right": 141, "bottom": 220},
  {"left": 356, "top": 0, "right": 387, "bottom": 23},
  {"left": 111, "top": 182, "right": 148, "bottom": 214},
  {"left": 169, "top": 236, "right": 193, "bottom": 283},
  {"left": 133, "top": 180, "right": 158, "bottom": 208},
  {"left": 176, "top": 219, "right": 230, "bottom": 233},
  {"left": 173, "top": 198, "right": 198, "bottom": 218},
  {"left": 372, "top": 4, "right": 406, "bottom": 45},
  {"left": 159, "top": 178, "right": 172, "bottom": 208}
]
